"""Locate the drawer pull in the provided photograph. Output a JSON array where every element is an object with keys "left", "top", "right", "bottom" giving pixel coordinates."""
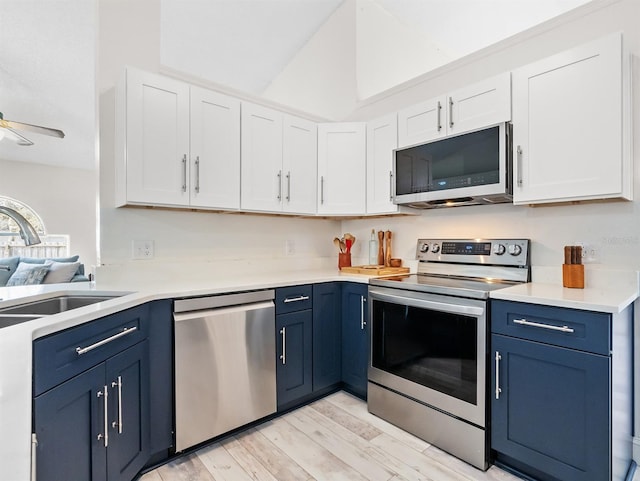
[
  {"left": 283, "top": 295, "right": 310, "bottom": 304},
  {"left": 513, "top": 318, "right": 574, "bottom": 333},
  {"left": 75, "top": 326, "right": 138, "bottom": 355}
]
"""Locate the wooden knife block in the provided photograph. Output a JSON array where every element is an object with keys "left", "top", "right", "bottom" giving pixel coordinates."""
[{"left": 562, "top": 264, "right": 584, "bottom": 288}]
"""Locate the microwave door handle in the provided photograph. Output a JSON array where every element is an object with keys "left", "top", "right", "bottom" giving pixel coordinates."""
[{"left": 370, "top": 290, "right": 484, "bottom": 317}]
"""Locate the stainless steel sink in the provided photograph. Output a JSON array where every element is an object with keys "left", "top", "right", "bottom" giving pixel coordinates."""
[
  {"left": 0, "top": 295, "right": 119, "bottom": 316},
  {"left": 0, "top": 314, "right": 42, "bottom": 328}
]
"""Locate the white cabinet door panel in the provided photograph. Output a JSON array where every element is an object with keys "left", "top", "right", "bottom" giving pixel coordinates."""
[
  {"left": 397, "top": 98, "right": 444, "bottom": 148},
  {"left": 283, "top": 115, "right": 317, "bottom": 214},
  {"left": 367, "top": 114, "right": 398, "bottom": 214},
  {"left": 241, "top": 103, "right": 283, "bottom": 212},
  {"left": 513, "top": 33, "right": 625, "bottom": 204},
  {"left": 125, "top": 69, "right": 190, "bottom": 206},
  {"left": 190, "top": 87, "right": 240, "bottom": 209}
]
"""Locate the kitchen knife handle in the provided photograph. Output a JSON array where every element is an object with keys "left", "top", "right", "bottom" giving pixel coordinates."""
[
  {"left": 449, "top": 97, "right": 454, "bottom": 128},
  {"left": 495, "top": 352, "right": 502, "bottom": 400},
  {"left": 564, "top": 246, "right": 572, "bottom": 264},
  {"left": 516, "top": 146, "right": 523, "bottom": 187},
  {"left": 181, "top": 154, "right": 187, "bottom": 193},
  {"left": 279, "top": 327, "right": 286, "bottom": 365},
  {"left": 437, "top": 101, "right": 442, "bottom": 132},
  {"left": 277, "top": 170, "right": 282, "bottom": 201}
]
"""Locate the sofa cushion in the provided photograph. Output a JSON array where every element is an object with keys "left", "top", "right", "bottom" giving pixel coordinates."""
[
  {"left": 21, "top": 256, "right": 82, "bottom": 276},
  {"left": 6, "top": 262, "right": 51, "bottom": 286},
  {"left": 43, "top": 261, "right": 81, "bottom": 284},
  {"left": 0, "top": 257, "right": 20, "bottom": 286}
]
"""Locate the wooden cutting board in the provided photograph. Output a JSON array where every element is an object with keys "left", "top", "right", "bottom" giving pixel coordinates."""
[{"left": 340, "top": 265, "right": 410, "bottom": 276}]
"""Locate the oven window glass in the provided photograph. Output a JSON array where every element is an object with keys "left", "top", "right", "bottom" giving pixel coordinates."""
[{"left": 372, "top": 299, "right": 477, "bottom": 404}]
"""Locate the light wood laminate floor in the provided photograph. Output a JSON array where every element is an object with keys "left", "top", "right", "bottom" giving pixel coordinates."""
[{"left": 140, "top": 391, "right": 524, "bottom": 481}]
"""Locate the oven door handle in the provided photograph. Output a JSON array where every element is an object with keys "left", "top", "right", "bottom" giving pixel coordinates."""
[{"left": 369, "top": 290, "right": 484, "bottom": 316}]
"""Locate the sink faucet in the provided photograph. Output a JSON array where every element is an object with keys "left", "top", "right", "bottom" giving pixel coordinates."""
[{"left": 0, "top": 206, "right": 41, "bottom": 246}]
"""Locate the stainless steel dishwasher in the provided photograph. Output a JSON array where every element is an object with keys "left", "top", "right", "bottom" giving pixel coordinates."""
[{"left": 173, "top": 290, "right": 276, "bottom": 452}]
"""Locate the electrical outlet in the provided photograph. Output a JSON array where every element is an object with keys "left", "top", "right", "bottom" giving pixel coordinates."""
[
  {"left": 574, "top": 241, "right": 600, "bottom": 264},
  {"left": 285, "top": 239, "right": 295, "bottom": 256},
  {"left": 132, "top": 240, "right": 154, "bottom": 259}
]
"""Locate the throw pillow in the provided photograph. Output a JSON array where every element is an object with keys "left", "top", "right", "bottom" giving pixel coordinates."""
[
  {"left": 0, "top": 256, "right": 20, "bottom": 286},
  {"left": 6, "top": 262, "right": 51, "bottom": 286},
  {"left": 42, "top": 261, "right": 81, "bottom": 284}
]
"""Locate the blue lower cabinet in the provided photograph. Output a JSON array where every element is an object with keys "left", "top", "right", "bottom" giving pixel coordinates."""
[
  {"left": 35, "top": 340, "right": 150, "bottom": 481},
  {"left": 312, "top": 283, "right": 342, "bottom": 391},
  {"left": 492, "top": 333, "right": 610, "bottom": 481},
  {"left": 276, "top": 309, "right": 313, "bottom": 409},
  {"left": 341, "top": 283, "right": 368, "bottom": 399}
]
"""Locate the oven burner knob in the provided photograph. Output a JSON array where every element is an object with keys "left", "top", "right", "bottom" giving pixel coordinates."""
[
  {"left": 419, "top": 243, "right": 429, "bottom": 252},
  {"left": 508, "top": 244, "right": 522, "bottom": 256},
  {"left": 430, "top": 243, "right": 440, "bottom": 253},
  {"left": 493, "top": 243, "right": 506, "bottom": 255}
]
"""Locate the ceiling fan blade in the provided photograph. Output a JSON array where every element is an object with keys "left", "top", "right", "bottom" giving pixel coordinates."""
[
  {"left": 0, "top": 118, "right": 65, "bottom": 139},
  {"left": 1, "top": 127, "right": 34, "bottom": 146}
]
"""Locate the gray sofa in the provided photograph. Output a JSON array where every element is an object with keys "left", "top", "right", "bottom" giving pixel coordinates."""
[{"left": 0, "top": 255, "right": 89, "bottom": 286}]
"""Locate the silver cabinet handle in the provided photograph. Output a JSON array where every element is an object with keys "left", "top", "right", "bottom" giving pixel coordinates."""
[
  {"left": 31, "top": 433, "right": 38, "bottom": 481},
  {"left": 277, "top": 170, "right": 282, "bottom": 201},
  {"left": 279, "top": 327, "right": 286, "bottom": 365},
  {"left": 360, "top": 296, "right": 366, "bottom": 330},
  {"left": 513, "top": 318, "right": 574, "bottom": 333},
  {"left": 194, "top": 156, "right": 200, "bottom": 193},
  {"left": 516, "top": 145, "right": 523, "bottom": 187},
  {"left": 389, "top": 171, "right": 393, "bottom": 201},
  {"left": 449, "top": 97, "right": 454, "bottom": 128},
  {"left": 97, "top": 386, "right": 109, "bottom": 447},
  {"left": 76, "top": 326, "right": 137, "bottom": 355},
  {"left": 495, "top": 352, "right": 502, "bottom": 400},
  {"left": 286, "top": 171, "right": 291, "bottom": 202},
  {"left": 111, "top": 376, "right": 123, "bottom": 434},
  {"left": 283, "top": 295, "right": 310, "bottom": 303},
  {"left": 181, "top": 154, "right": 187, "bottom": 193},
  {"left": 320, "top": 176, "right": 325, "bottom": 204},
  {"left": 437, "top": 101, "right": 442, "bottom": 132}
]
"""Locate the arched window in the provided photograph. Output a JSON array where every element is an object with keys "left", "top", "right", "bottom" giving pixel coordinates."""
[{"left": 0, "top": 196, "right": 69, "bottom": 258}]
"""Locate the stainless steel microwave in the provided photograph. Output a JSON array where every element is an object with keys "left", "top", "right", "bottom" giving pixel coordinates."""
[{"left": 393, "top": 122, "right": 512, "bottom": 208}]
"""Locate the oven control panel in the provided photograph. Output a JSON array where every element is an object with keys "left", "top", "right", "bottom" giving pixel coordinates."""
[{"left": 416, "top": 238, "right": 530, "bottom": 266}]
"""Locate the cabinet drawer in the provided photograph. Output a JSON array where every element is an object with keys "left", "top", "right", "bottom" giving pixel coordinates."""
[
  {"left": 275, "top": 285, "right": 312, "bottom": 314},
  {"left": 491, "top": 300, "right": 610, "bottom": 355},
  {"left": 33, "top": 304, "right": 150, "bottom": 396}
]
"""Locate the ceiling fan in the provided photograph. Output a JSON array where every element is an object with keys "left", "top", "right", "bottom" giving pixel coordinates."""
[{"left": 0, "top": 111, "right": 65, "bottom": 146}]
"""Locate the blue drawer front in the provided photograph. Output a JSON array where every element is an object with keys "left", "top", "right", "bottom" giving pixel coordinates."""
[
  {"left": 491, "top": 300, "right": 611, "bottom": 355},
  {"left": 33, "top": 304, "right": 150, "bottom": 396},
  {"left": 275, "top": 285, "right": 313, "bottom": 314}
]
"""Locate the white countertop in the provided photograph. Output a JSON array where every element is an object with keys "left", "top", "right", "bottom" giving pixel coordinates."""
[{"left": 1, "top": 266, "right": 637, "bottom": 480}]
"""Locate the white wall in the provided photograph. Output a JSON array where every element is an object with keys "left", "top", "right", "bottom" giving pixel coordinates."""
[{"left": 0, "top": 159, "right": 97, "bottom": 267}]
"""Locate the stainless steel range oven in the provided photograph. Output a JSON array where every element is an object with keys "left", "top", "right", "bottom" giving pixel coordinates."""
[{"left": 368, "top": 238, "right": 530, "bottom": 470}]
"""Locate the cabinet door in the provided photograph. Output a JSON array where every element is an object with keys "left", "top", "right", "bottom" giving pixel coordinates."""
[
  {"left": 241, "top": 102, "right": 284, "bottom": 212},
  {"left": 106, "top": 341, "right": 150, "bottom": 481},
  {"left": 312, "top": 283, "right": 342, "bottom": 391},
  {"left": 492, "top": 334, "right": 610, "bottom": 481},
  {"left": 276, "top": 310, "right": 313, "bottom": 409},
  {"left": 397, "top": 97, "right": 445, "bottom": 148},
  {"left": 367, "top": 114, "right": 399, "bottom": 214},
  {"left": 35, "top": 364, "right": 107, "bottom": 481},
  {"left": 512, "top": 33, "right": 625, "bottom": 204},
  {"left": 282, "top": 115, "right": 317, "bottom": 214},
  {"left": 341, "top": 283, "right": 368, "bottom": 399},
  {"left": 124, "top": 68, "right": 191, "bottom": 206},
  {"left": 447, "top": 73, "right": 511, "bottom": 135},
  {"left": 317, "top": 123, "right": 366, "bottom": 215},
  {"left": 190, "top": 87, "right": 241, "bottom": 209}
]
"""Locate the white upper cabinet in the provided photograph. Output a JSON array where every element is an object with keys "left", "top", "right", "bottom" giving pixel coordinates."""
[
  {"left": 367, "top": 114, "right": 398, "bottom": 214},
  {"left": 241, "top": 103, "right": 284, "bottom": 212},
  {"left": 397, "top": 73, "right": 511, "bottom": 148},
  {"left": 512, "top": 33, "right": 630, "bottom": 204},
  {"left": 190, "top": 87, "right": 241, "bottom": 209},
  {"left": 282, "top": 115, "right": 317, "bottom": 214},
  {"left": 317, "top": 123, "right": 366, "bottom": 215},
  {"left": 119, "top": 68, "right": 191, "bottom": 206},
  {"left": 116, "top": 68, "right": 241, "bottom": 209},
  {"left": 241, "top": 103, "right": 317, "bottom": 214}
]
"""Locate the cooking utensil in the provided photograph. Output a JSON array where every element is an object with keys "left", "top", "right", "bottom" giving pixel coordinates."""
[{"left": 334, "top": 237, "right": 343, "bottom": 252}]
